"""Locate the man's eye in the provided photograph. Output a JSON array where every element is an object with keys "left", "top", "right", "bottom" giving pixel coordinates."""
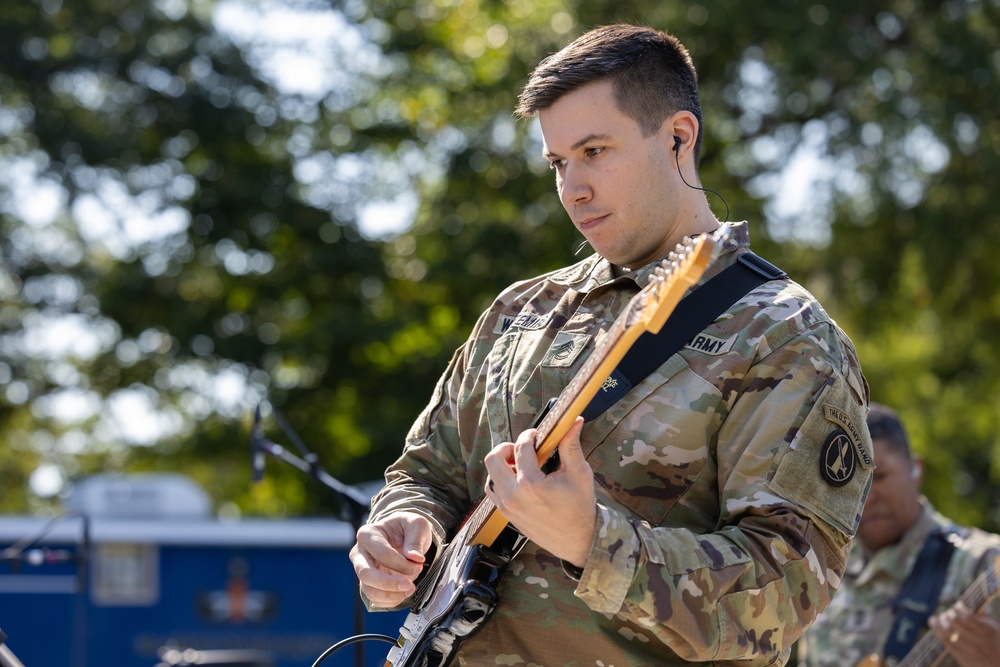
[
  {"left": 548, "top": 159, "right": 566, "bottom": 170},
  {"left": 585, "top": 147, "right": 604, "bottom": 158}
]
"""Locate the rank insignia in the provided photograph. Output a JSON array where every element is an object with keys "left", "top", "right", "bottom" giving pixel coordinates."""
[{"left": 820, "top": 429, "right": 856, "bottom": 487}]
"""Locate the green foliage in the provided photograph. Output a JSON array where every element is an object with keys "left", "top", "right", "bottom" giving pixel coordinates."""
[{"left": 1, "top": 0, "right": 998, "bottom": 535}]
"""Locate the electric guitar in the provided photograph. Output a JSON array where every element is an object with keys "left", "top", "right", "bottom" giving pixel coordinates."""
[
  {"left": 855, "top": 553, "right": 1000, "bottom": 667},
  {"left": 382, "top": 230, "right": 725, "bottom": 667}
]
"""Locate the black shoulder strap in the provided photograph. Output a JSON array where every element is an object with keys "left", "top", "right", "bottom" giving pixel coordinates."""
[
  {"left": 882, "top": 527, "right": 961, "bottom": 663},
  {"left": 581, "top": 252, "right": 786, "bottom": 421}
]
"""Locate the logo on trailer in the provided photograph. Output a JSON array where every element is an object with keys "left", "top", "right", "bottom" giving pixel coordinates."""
[{"left": 196, "top": 557, "right": 277, "bottom": 624}]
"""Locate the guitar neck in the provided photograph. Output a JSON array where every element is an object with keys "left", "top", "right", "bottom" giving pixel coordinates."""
[
  {"left": 460, "top": 312, "right": 643, "bottom": 548},
  {"left": 464, "top": 238, "right": 716, "bottom": 549}
]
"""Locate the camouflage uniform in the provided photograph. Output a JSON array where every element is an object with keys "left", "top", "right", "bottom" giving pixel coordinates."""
[
  {"left": 369, "top": 221, "right": 872, "bottom": 665},
  {"left": 798, "top": 500, "right": 1000, "bottom": 667}
]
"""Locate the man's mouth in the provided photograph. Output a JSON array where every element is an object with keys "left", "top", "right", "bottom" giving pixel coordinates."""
[{"left": 577, "top": 213, "right": 609, "bottom": 229}]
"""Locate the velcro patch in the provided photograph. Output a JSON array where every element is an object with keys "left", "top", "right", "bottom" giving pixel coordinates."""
[
  {"left": 493, "top": 314, "right": 516, "bottom": 335},
  {"left": 541, "top": 331, "right": 589, "bottom": 368},
  {"left": 684, "top": 333, "right": 736, "bottom": 356},
  {"left": 492, "top": 311, "right": 552, "bottom": 335},
  {"left": 824, "top": 404, "right": 874, "bottom": 469}
]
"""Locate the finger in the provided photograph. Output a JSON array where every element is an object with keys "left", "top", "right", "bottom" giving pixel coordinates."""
[
  {"left": 556, "top": 417, "right": 586, "bottom": 466},
  {"left": 353, "top": 548, "right": 417, "bottom": 601},
  {"left": 399, "top": 514, "right": 434, "bottom": 564},
  {"left": 357, "top": 524, "right": 423, "bottom": 578},
  {"left": 362, "top": 580, "right": 412, "bottom": 609},
  {"left": 511, "top": 428, "right": 542, "bottom": 481},
  {"left": 951, "top": 601, "right": 973, "bottom": 621},
  {"left": 484, "top": 442, "right": 517, "bottom": 491}
]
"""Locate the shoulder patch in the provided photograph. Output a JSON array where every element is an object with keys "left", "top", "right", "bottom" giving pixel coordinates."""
[
  {"left": 820, "top": 430, "right": 856, "bottom": 487},
  {"left": 824, "top": 404, "right": 874, "bottom": 469}
]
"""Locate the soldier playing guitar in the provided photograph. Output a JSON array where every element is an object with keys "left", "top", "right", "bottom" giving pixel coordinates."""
[{"left": 352, "top": 24, "right": 873, "bottom": 666}]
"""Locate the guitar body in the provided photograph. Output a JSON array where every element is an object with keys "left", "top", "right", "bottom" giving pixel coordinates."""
[
  {"left": 854, "top": 655, "right": 881, "bottom": 667},
  {"left": 384, "top": 527, "right": 526, "bottom": 667}
]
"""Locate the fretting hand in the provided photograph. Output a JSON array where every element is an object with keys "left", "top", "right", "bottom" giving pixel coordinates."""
[{"left": 484, "top": 416, "right": 596, "bottom": 569}]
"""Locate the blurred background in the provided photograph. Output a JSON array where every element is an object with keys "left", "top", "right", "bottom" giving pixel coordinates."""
[{"left": 1, "top": 0, "right": 999, "bottom": 664}]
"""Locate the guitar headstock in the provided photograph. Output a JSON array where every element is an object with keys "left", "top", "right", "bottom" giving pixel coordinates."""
[{"left": 632, "top": 228, "right": 727, "bottom": 335}]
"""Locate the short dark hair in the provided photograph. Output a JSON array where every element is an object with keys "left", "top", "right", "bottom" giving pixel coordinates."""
[
  {"left": 866, "top": 402, "right": 912, "bottom": 460},
  {"left": 514, "top": 24, "right": 704, "bottom": 165}
]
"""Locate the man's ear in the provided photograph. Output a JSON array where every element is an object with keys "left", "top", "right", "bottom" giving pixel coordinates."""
[{"left": 665, "top": 110, "right": 699, "bottom": 158}]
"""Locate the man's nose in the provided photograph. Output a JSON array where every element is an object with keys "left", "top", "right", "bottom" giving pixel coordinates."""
[{"left": 560, "top": 163, "right": 593, "bottom": 205}]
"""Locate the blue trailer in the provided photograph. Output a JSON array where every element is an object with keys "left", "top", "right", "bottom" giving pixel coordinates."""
[{"left": 0, "top": 474, "right": 406, "bottom": 667}]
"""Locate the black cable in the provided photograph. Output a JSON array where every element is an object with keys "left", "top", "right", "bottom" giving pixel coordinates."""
[
  {"left": 311, "top": 633, "right": 397, "bottom": 667},
  {"left": 674, "top": 140, "right": 729, "bottom": 224}
]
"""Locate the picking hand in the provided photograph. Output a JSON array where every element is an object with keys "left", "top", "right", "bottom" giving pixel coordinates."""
[{"left": 350, "top": 511, "right": 433, "bottom": 608}]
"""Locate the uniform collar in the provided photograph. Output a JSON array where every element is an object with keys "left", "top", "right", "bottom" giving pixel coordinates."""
[
  {"left": 851, "top": 499, "right": 939, "bottom": 584},
  {"left": 551, "top": 221, "right": 751, "bottom": 293}
]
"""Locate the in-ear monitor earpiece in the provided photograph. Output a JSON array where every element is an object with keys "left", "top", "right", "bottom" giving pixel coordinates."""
[{"left": 672, "top": 134, "right": 729, "bottom": 224}]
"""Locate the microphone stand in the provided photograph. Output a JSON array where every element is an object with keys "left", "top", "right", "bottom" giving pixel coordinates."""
[{"left": 250, "top": 402, "right": 372, "bottom": 667}]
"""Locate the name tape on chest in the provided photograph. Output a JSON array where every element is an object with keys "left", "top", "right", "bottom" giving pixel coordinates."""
[{"left": 493, "top": 311, "right": 551, "bottom": 335}]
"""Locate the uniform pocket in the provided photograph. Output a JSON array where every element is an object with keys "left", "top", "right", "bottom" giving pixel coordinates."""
[{"left": 586, "top": 363, "right": 720, "bottom": 527}]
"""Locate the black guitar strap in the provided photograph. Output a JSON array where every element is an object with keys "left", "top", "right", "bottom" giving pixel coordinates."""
[
  {"left": 581, "top": 252, "right": 787, "bottom": 421},
  {"left": 882, "top": 526, "right": 961, "bottom": 664}
]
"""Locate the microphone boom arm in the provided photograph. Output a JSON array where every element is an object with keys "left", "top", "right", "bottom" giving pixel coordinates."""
[{"left": 249, "top": 402, "right": 371, "bottom": 523}]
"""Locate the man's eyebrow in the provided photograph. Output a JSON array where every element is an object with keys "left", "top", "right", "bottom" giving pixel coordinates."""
[
  {"left": 543, "top": 133, "right": 612, "bottom": 158},
  {"left": 571, "top": 133, "right": 611, "bottom": 151}
]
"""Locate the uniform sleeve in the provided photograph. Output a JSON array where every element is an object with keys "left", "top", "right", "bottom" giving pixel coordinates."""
[
  {"left": 367, "top": 340, "right": 474, "bottom": 551},
  {"left": 572, "top": 321, "right": 873, "bottom": 662}
]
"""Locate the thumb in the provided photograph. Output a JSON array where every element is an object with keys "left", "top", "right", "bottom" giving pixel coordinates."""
[{"left": 401, "top": 514, "right": 433, "bottom": 563}]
